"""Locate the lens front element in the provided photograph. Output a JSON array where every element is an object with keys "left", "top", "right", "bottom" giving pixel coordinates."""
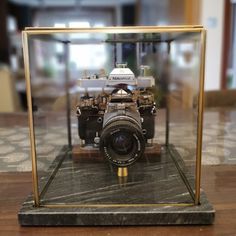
[{"left": 111, "top": 132, "right": 133, "bottom": 155}]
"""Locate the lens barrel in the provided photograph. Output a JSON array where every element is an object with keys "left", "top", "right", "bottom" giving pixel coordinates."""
[{"left": 100, "top": 118, "right": 145, "bottom": 167}]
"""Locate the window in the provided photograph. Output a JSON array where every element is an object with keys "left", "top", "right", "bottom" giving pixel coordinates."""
[{"left": 53, "top": 21, "right": 107, "bottom": 70}]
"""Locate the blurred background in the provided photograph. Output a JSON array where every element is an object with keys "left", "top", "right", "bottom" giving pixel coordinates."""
[{"left": 0, "top": 0, "right": 236, "bottom": 113}]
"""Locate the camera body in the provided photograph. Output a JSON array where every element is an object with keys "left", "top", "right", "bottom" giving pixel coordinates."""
[{"left": 76, "top": 64, "right": 156, "bottom": 167}]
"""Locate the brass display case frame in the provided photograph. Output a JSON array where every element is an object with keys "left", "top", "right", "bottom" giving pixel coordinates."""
[{"left": 22, "top": 25, "right": 206, "bottom": 208}]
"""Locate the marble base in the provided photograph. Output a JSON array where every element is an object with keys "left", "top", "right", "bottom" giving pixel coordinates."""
[
  {"left": 19, "top": 193, "right": 214, "bottom": 226},
  {"left": 18, "top": 145, "right": 215, "bottom": 225}
]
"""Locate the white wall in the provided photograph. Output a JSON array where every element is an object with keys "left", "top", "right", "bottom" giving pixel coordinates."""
[{"left": 201, "top": 0, "right": 225, "bottom": 90}]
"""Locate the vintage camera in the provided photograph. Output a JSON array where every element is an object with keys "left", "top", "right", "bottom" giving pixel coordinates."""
[{"left": 76, "top": 64, "right": 156, "bottom": 167}]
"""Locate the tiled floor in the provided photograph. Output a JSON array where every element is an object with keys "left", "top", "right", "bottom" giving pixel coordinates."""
[{"left": 0, "top": 108, "right": 236, "bottom": 172}]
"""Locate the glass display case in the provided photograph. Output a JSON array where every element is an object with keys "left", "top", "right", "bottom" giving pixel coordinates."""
[{"left": 18, "top": 26, "right": 215, "bottom": 226}]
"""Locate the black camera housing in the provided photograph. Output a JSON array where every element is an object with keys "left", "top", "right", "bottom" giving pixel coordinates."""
[
  {"left": 77, "top": 88, "right": 156, "bottom": 165},
  {"left": 77, "top": 92, "right": 156, "bottom": 143},
  {"left": 76, "top": 64, "right": 156, "bottom": 167}
]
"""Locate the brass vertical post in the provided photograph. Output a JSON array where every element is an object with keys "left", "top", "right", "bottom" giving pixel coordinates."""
[
  {"left": 195, "top": 29, "right": 206, "bottom": 205},
  {"left": 22, "top": 32, "right": 40, "bottom": 207}
]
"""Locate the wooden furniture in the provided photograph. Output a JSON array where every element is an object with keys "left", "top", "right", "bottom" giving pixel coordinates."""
[
  {"left": 0, "top": 67, "right": 21, "bottom": 112},
  {"left": 205, "top": 90, "right": 236, "bottom": 107}
]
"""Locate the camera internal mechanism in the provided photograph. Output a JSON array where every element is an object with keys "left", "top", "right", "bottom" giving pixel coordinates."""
[{"left": 76, "top": 63, "right": 156, "bottom": 168}]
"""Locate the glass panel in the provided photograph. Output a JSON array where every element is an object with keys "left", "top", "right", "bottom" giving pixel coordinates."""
[
  {"left": 168, "top": 32, "right": 201, "bottom": 196},
  {"left": 28, "top": 37, "right": 69, "bottom": 194},
  {"left": 27, "top": 29, "right": 201, "bottom": 205}
]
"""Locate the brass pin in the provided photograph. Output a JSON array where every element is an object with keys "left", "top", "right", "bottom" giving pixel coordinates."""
[{"left": 117, "top": 167, "right": 128, "bottom": 177}]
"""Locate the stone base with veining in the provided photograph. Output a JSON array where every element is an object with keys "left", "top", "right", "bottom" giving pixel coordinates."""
[{"left": 18, "top": 145, "right": 215, "bottom": 225}]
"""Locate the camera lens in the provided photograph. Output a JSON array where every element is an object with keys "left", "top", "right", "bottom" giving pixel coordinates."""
[
  {"left": 100, "top": 119, "right": 145, "bottom": 167},
  {"left": 111, "top": 132, "right": 133, "bottom": 155}
]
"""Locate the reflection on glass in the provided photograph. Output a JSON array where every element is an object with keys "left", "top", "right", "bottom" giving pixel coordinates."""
[{"left": 27, "top": 30, "right": 202, "bottom": 205}]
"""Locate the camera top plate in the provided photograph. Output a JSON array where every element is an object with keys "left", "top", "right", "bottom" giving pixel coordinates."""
[{"left": 77, "top": 65, "right": 155, "bottom": 94}]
